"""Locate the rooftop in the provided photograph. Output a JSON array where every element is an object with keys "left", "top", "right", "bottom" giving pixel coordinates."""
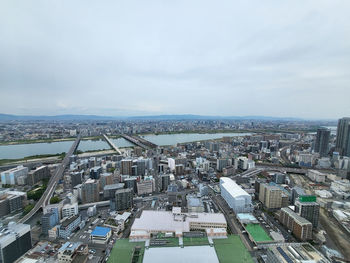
[
  {"left": 131, "top": 210, "right": 226, "bottom": 234},
  {"left": 220, "top": 177, "right": 250, "bottom": 198},
  {"left": 91, "top": 226, "right": 111, "bottom": 237}
]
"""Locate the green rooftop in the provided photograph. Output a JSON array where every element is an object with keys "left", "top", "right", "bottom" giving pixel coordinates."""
[
  {"left": 299, "top": 195, "right": 316, "bottom": 202},
  {"left": 108, "top": 239, "right": 145, "bottom": 263},
  {"left": 213, "top": 235, "right": 253, "bottom": 263},
  {"left": 245, "top": 224, "right": 272, "bottom": 242}
]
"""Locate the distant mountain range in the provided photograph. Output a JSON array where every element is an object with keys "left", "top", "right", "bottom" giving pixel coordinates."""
[{"left": 0, "top": 113, "right": 308, "bottom": 121}]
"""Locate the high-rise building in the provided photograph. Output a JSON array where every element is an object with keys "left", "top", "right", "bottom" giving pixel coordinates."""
[
  {"left": 314, "top": 128, "right": 330, "bottom": 157},
  {"left": 90, "top": 166, "right": 102, "bottom": 180},
  {"left": 121, "top": 159, "right": 133, "bottom": 175},
  {"left": 161, "top": 174, "right": 170, "bottom": 192},
  {"left": 99, "top": 173, "right": 113, "bottom": 191},
  {"left": 336, "top": 117, "right": 350, "bottom": 157},
  {"left": 81, "top": 179, "right": 99, "bottom": 203},
  {"left": 279, "top": 207, "right": 312, "bottom": 241},
  {"left": 0, "top": 166, "right": 28, "bottom": 185},
  {"left": 103, "top": 183, "right": 125, "bottom": 199},
  {"left": 27, "top": 165, "right": 50, "bottom": 186},
  {"left": 259, "top": 184, "right": 282, "bottom": 209},
  {"left": 291, "top": 186, "right": 305, "bottom": 205},
  {"left": 70, "top": 171, "right": 83, "bottom": 188},
  {"left": 113, "top": 189, "right": 133, "bottom": 211},
  {"left": 295, "top": 196, "right": 320, "bottom": 228},
  {"left": 0, "top": 223, "right": 32, "bottom": 263}
]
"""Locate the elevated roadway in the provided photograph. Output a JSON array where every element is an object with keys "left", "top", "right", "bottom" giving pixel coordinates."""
[
  {"left": 19, "top": 135, "right": 81, "bottom": 223},
  {"left": 102, "top": 134, "right": 122, "bottom": 155},
  {"left": 121, "top": 134, "right": 157, "bottom": 150}
]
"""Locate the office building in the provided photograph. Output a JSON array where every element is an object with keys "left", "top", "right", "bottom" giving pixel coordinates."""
[
  {"left": 90, "top": 226, "right": 112, "bottom": 244},
  {"left": 114, "top": 189, "right": 133, "bottom": 211},
  {"left": 42, "top": 211, "right": 59, "bottom": 235},
  {"left": 279, "top": 207, "right": 312, "bottom": 241},
  {"left": 220, "top": 177, "right": 252, "bottom": 213},
  {"left": 81, "top": 179, "right": 99, "bottom": 204},
  {"left": 27, "top": 165, "right": 50, "bottom": 186},
  {"left": 259, "top": 184, "right": 282, "bottom": 209},
  {"left": 314, "top": 128, "right": 330, "bottom": 157},
  {"left": 295, "top": 196, "right": 320, "bottom": 228},
  {"left": 0, "top": 166, "right": 28, "bottom": 185},
  {"left": 336, "top": 117, "right": 350, "bottom": 157},
  {"left": 0, "top": 223, "right": 32, "bottom": 263}
]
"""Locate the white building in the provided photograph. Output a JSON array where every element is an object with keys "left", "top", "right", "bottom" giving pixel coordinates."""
[
  {"left": 307, "top": 170, "right": 326, "bottom": 183},
  {"left": 331, "top": 180, "right": 350, "bottom": 192},
  {"left": 62, "top": 203, "right": 79, "bottom": 219},
  {"left": 1, "top": 166, "right": 28, "bottom": 185},
  {"left": 130, "top": 207, "right": 227, "bottom": 241},
  {"left": 220, "top": 177, "right": 252, "bottom": 213}
]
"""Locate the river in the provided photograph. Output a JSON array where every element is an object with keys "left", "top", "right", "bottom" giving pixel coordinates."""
[{"left": 0, "top": 132, "right": 250, "bottom": 159}]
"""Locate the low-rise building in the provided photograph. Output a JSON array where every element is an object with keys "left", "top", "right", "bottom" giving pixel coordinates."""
[
  {"left": 58, "top": 215, "right": 81, "bottom": 239},
  {"left": 90, "top": 226, "right": 112, "bottom": 244}
]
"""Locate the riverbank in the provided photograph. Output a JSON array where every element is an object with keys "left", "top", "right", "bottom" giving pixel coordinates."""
[{"left": 0, "top": 136, "right": 101, "bottom": 146}]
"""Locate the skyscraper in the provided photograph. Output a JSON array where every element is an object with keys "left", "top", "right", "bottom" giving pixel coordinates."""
[
  {"left": 336, "top": 117, "right": 350, "bottom": 157},
  {"left": 314, "top": 128, "right": 330, "bottom": 157}
]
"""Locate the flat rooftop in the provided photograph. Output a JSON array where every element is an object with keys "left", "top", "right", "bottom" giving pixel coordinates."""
[
  {"left": 91, "top": 226, "right": 111, "bottom": 237},
  {"left": 131, "top": 210, "right": 226, "bottom": 234},
  {"left": 143, "top": 246, "right": 219, "bottom": 263}
]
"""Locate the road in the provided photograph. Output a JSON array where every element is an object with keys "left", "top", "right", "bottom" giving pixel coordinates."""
[
  {"left": 19, "top": 135, "right": 81, "bottom": 223},
  {"left": 209, "top": 189, "right": 253, "bottom": 251}
]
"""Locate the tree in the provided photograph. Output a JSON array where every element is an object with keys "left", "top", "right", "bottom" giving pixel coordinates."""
[{"left": 50, "top": 196, "right": 60, "bottom": 204}]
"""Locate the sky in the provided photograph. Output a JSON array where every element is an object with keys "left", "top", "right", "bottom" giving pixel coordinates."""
[{"left": 0, "top": 0, "right": 349, "bottom": 119}]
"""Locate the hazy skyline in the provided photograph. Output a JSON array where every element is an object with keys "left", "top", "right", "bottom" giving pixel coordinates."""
[{"left": 1, "top": 0, "right": 349, "bottom": 119}]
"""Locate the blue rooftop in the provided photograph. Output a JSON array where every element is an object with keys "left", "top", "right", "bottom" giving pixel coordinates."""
[{"left": 91, "top": 226, "right": 111, "bottom": 237}]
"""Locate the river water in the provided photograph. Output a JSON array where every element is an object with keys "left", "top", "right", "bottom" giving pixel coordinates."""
[{"left": 0, "top": 132, "right": 249, "bottom": 159}]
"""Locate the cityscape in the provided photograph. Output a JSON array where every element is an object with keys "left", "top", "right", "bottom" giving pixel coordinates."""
[
  {"left": 1, "top": 1, "right": 350, "bottom": 263},
  {"left": 0, "top": 117, "right": 350, "bottom": 263}
]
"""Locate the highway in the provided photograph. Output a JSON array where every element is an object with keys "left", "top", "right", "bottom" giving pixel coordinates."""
[
  {"left": 120, "top": 134, "right": 157, "bottom": 150},
  {"left": 19, "top": 135, "right": 81, "bottom": 223}
]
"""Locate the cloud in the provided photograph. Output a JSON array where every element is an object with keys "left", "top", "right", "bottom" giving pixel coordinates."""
[{"left": 0, "top": 0, "right": 349, "bottom": 119}]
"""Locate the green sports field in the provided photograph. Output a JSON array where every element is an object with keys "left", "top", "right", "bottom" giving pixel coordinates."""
[
  {"left": 108, "top": 239, "right": 145, "bottom": 263},
  {"left": 213, "top": 235, "right": 253, "bottom": 263},
  {"left": 245, "top": 223, "right": 272, "bottom": 242}
]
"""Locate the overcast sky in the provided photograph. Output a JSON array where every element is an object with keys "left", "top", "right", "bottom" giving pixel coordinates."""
[{"left": 0, "top": 0, "right": 349, "bottom": 119}]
